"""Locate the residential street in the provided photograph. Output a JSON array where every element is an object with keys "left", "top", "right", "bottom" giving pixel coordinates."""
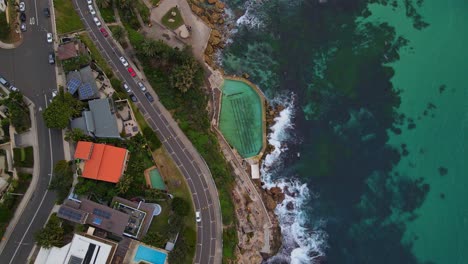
[
  {"left": 73, "top": 0, "right": 223, "bottom": 263},
  {"left": 0, "top": 0, "right": 65, "bottom": 262}
]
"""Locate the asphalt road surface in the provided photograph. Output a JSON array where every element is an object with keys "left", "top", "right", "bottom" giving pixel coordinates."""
[
  {"left": 0, "top": 0, "right": 64, "bottom": 262},
  {"left": 73, "top": 1, "right": 222, "bottom": 263}
]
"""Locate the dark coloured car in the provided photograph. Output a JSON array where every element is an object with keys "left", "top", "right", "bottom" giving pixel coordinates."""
[
  {"left": 20, "top": 12, "right": 26, "bottom": 22},
  {"left": 44, "top": 7, "right": 50, "bottom": 17},
  {"left": 48, "top": 52, "right": 55, "bottom": 64},
  {"left": 129, "top": 94, "right": 137, "bottom": 102},
  {"left": 144, "top": 92, "right": 154, "bottom": 102}
]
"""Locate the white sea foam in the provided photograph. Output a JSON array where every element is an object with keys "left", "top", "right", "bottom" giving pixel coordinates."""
[
  {"left": 236, "top": 0, "right": 266, "bottom": 29},
  {"left": 262, "top": 96, "right": 328, "bottom": 264}
]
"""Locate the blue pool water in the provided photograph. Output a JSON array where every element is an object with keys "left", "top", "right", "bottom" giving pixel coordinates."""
[{"left": 134, "top": 245, "right": 167, "bottom": 264}]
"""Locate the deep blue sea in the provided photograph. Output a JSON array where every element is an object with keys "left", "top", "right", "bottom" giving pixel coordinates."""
[{"left": 220, "top": 0, "right": 468, "bottom": 263}]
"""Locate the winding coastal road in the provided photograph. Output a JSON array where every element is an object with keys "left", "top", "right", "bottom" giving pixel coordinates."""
[
  {"left": 0, "top": 0, "right": 64, "bottom": 262},
  {"left": 72, "top": 1, "right": 223, "bottom": 263}
]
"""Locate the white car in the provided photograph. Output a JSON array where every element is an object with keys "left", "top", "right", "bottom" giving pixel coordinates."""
[
  {"left": 123, "top": 83, "right": 131, "bottom": 93},
  {"left": 9, "top": 85, "right": 18, "bottom": 92},
  {"left": 93, "top": 17, "right": 101, "bottom": 27},
  {"left": 119, "top": 56, "right": 129, "bottom": 67},
  {"left": 87, "top": 0, "right": 92, "bottom": 4},
  {"left": 46, "top": 32, "right": 53, "bottom": 43},
  {"left": 137, "top": 81, "right": 147, "bottom": 92},
  {"left": 19, "top": 2, "right": 25, "bottom": 12},
  {"left": 88, "top": 5, "right": 95, "bottom": 15},
  {"left": 195, "top": 211, "right": 201, "bottom": 223}
]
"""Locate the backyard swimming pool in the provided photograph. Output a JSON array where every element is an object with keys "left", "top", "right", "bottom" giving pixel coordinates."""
[{"left": 134, "top": 245, "right": 167, "bottom": 264}]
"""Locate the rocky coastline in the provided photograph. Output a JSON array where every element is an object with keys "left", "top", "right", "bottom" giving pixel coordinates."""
[
  {"left": 187, "top": 1, "right": 288, "bottom": 262},
  {"left": 187, "top": 0, "right": 230, "bottom": 67}
]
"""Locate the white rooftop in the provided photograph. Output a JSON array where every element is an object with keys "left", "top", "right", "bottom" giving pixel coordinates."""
[
  {"left": 251, "top": 163, "right": 260, "bottom": 179},
  {"left": 35, "top": 234, "right": 113, "bottom": 264}
]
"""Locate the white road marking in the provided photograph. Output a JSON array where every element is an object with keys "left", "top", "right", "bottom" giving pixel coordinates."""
[{"left": 9, "top": 96, "right": 54, "bottom": 264}]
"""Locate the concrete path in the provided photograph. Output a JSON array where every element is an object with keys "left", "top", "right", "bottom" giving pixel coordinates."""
[{"left": 147, "top": 0, "right": 211, "bottom": 61}]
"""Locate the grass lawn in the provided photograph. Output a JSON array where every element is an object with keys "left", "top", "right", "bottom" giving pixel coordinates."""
[
  {"left": 99, "top": 6, "right": 116, "bottom": 23},
  {"left": 13, "top": 147, "right": 34, "bottom": 168},
  {"left": 149, "top": 148, "right": 196, "bottom": 264},
  {"left": 79, "top": 32, "right": 114, "bottom": 78},
  {"left": 161, "top": 7, "right": 184, "bottom": 30},
  {"left": 53, "top": 0, "right": 84, "bottom": 34}
]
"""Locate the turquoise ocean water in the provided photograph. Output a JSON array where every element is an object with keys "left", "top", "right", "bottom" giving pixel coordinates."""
[{"left": 221, "top": 0, "right": 467, "bottom": 263}]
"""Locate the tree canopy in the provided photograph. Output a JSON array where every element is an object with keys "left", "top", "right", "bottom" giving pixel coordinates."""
[
  {"left": 1, "top": 91, "right": 31, "bottom": 133},
  {"left": 34, "top": 214, "right": 64, "bottom": 249},
  {"left": 49, "top": 160, "right": 74, "bottom": 203},
  {"left": 43, "top": 89, "right": 83, "bottom": 129}
]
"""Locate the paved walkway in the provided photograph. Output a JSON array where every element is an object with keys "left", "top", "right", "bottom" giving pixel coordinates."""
[{"left": 146, "top": 0, "right": 211, "bottom": 62}]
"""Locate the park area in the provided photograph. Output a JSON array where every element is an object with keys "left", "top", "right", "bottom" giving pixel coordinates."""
[{"left": 219, "top": 79, "right": 264, "bottom": 158}]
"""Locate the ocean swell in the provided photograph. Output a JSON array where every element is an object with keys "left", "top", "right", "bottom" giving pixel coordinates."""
[{"left": 262, "top": 97, "right": 328, "bottom": 264}]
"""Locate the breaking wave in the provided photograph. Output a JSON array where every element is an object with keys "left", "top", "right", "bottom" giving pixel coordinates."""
[{"left": 261, "top": 96, "right": 328, "bottom": 264}]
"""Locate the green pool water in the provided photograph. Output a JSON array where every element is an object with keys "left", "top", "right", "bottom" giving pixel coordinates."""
[
  {"left": 219, "top": 79, "right": 263, "bottom": 158},
  {"left": 149, "top": 169, "right": 166, "bottom": 190}
]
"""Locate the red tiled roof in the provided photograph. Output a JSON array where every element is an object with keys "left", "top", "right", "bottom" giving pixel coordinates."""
[
  {"left": 74, "top": 141, "right": 94, "bottom": 160},
  {"left": 75, "top": 141, "right": 128, "bottom": 183}
]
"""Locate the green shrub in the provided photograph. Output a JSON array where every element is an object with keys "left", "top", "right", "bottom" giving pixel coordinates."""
[{"left": 142, "top": 127, "right": 162, "bottom": 151}]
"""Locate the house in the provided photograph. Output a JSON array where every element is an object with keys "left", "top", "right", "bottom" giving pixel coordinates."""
[
  {"left": 71, "top": 98, "right": 121, "bottom": 138},
  {"left": 75, "top": 141, "right": 129, "bottom": 183},
  {"left": 66, "top": 66, "right": 100, "bottom": 101},
  {"left": 58, "top": 199, "right": 131, "bottom": 238},
  {"left": 57, "top": 41, "right": 87, "bottom": 61},
  {"left": 35, "top": 233, "right": 117, "bottom": 264}
]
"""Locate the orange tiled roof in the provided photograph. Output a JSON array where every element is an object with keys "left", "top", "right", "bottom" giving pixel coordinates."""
[
  {"left": 75, "top": 141, "right": 128, "bottom": 183},
  {"left": 74, "top": 141, "right": 94, "bottom": 160}
]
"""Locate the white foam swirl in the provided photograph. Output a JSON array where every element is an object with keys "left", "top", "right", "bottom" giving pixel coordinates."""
[{"left": 262, "top": 96, "right": 328, "bottom": 263}]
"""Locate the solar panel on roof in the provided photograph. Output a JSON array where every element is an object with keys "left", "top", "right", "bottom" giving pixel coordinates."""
[
  {"left": 67, "top": 78, "right": 81, "bottom": 94},
  {"left": 79, "top": 83, "right": 95, "bottom": 99},
  {"left": 93, "top": 208, "right": 111, "bottom": 219},
  {"left": 59, "top": 207, "right": 83, "bottom": 222}
]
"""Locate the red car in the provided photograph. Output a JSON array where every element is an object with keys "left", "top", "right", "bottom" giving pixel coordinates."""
[
  {"left": 100, "top": 27, "right": 108, "bottom": 37},
  {"left": 128, "top": 67, "right": 136, "bottom": 77}
]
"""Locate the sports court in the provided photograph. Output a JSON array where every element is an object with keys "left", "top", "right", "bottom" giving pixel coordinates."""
[{"left": 219, "top": 79, "right": 263, "bottom": 158}]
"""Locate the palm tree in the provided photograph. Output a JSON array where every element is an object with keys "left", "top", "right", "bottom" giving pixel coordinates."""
[
  {"left": 96, "top": 0, "right": 111, "bottom": 9},
  {"left": 112, "top": 26, "right": 125, "bottom": 43},
  {"left": 141, "top": 39, "right": 159, "bottom": 57}
]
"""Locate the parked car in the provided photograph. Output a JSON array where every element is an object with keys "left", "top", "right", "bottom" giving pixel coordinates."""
[
  {"left": 49, "top": 90, "right": 58, "bottom": 102},
  {"left": 123, "top": 83, "right": 131, "bottom": 93},
  {"left": 93, "top": 17, "right": 101, "bottom": 27},
  {"left": 137, "top": 81, "right": 147, "bottom": 92},
  {"left": 119, "top": 56, "right": 129, "bottom": 67},
  {"left": 127, "top": 67, "right": 136, "bottom": 77},
  {"left": 48, "top": 52, "right": 55, "bottom": 64},
  {"left": 0, "top": 77, "right": 10, "bottom": 88},
  {"left": 144, "top": 92, "right": 154, "bottom": 102},
  {"left": 46, "top": 32, "right": 53, "bottom": 43},
  {"left": 20, "top": 12, "right": 26, "bottom": 22},
  {"left": 88, "top": 5, "right": 95, "bottom": 15},
  {"left": 100, "top": 27, "right": 108, "bottom": 37},
  {"left": 20, "top": 23, "right": 26, "bottom": 32},
  {"left": 87, "top": 0, "right": 92, "bottom": 4},
  {"left": 43, "top": 7, "right": 50, "bottom": 17},
  {"left": 9, "top": 85, "right": 18, "bottom": 92},
  {"left": 196, "top": 211, "right": 201, "bottom": 223},
  {"left": 19, "top": 2, "right": 25, "bottom": 12},
  {"left": 129, "top": 94, "right": 137, "bottom": 102}
]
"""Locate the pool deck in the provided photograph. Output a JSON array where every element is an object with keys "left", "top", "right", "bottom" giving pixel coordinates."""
[{"left": 123, "top": 240, "right": 169, "bottom": 264}]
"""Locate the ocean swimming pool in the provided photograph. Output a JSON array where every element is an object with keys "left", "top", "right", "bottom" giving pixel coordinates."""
[{"left": 133, "top": 245, "right": 167, "bottom": 264}]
